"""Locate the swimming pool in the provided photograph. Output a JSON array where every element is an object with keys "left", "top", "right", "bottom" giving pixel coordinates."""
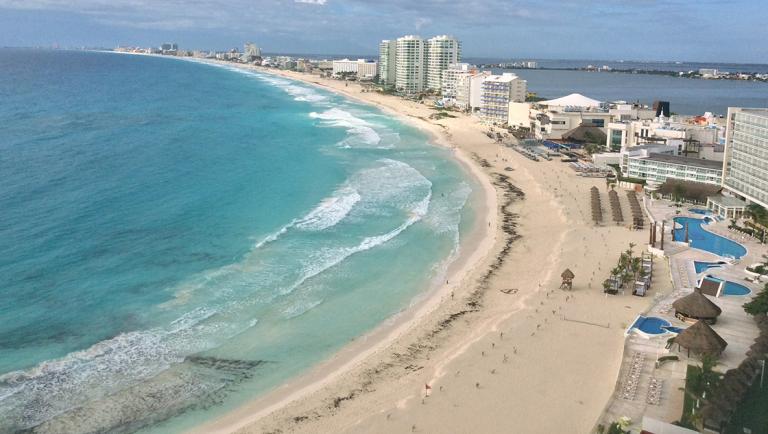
[
  {"left": 694, "top": 261, "right": 725, "bottom": 274},
  {"left": 703, "top": 275, "right": 752, "bottom": 296},
  {"left": 689, "top": 208, "right": 712, "bottom": 215},
  {"left": 629, "top": 315, "right": 672, "bottom": 335},
  {"left": 673, "top": 217, "right": 747, "bottom": 259}
]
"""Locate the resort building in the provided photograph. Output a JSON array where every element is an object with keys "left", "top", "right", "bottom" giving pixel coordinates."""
[
  {"left": 624, "top": 153, "right": 723, "bottom": 185},
  {"left": 395, "top": 35, "right": 426, "bottom": 94},
  {"left": 440, "top": 63, "right": 471, "bottom": 98},
  {"left": 243, "top": 42, "right": 262, "bottom": 61},
  {"left": 440, "top": 63, "right": 484, "bottom": 110},
  {"left": 332, "top": 59, "right": 378, "bottom": 80},
  {"left": 160, "top": 43, "right": 178, "bottom": 55},
  {"left": 468, "top": 72, "right": 491, "bottom": 111},
  {"left": 480, "top": 73, "right": 527, "bottom": 124},
  {"left": 606, "top": 117, "right": 723, "bottom": 154},
  {"left": 425, "top": 35, "right": 461, "bottom": 91},
  {"left": 378, "top": 40, "right": 397, "bottom": 87},
  {"left": 721, "top": 107, "right": 768, "bottom": 209},
  {"left": 530, "top": 94, "right": 611, "bottom": 140}
]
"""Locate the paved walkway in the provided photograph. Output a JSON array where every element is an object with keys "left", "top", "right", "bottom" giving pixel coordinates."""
[{"left": 596, "top": 199, "right": 764, "bottom": 432}]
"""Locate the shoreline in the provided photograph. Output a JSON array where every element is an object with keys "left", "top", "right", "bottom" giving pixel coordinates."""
[
  {"left": 110, "top": 52, "right": 662, "bottom": 434},
  {"left": 181, "top": 58, "right": 502, "bottom": 433},
  {"left": 186, "top": 60, "right": 660, "bottom": 434}
]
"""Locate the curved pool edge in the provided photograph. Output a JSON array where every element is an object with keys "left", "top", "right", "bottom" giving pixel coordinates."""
[{"left": 672, "top": 216, "right": 748, "bottom": 260}]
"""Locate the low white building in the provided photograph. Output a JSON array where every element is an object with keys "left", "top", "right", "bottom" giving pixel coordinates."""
[
  {"left": 332, "top": 59, "right": 378, "bottom": 80},
  {"left": 591, "top": 152, "right": 622, "bottom": 168},
  {"left": 625, "top": 153, "right": 723, "bottom": 185},
  {"left": 606, "top": 117, "right": 724, "bottom": 152},
  {"left": 530, "top": 93, "right": 612, "bottom": 139}
]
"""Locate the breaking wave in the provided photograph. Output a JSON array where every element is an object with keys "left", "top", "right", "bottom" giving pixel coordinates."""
[
  {"left": 310, "top": 108, "right": 383, "bottom": 147},
  {"left": 295, "top": 186, "right": 361, "bottom": 232}
]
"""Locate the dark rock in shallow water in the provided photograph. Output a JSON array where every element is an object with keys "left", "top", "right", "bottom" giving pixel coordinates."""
[{"left": 22, "top": 356, "right": 270, "bottom": 434}]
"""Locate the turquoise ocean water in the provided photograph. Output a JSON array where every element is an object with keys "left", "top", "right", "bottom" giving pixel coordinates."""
[{"left": 0, "top": 49, "right": 476, "bottom": 433}]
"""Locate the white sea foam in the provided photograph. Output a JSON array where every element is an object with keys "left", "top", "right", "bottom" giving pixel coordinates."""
[
  {"left": 295, "top": 186, "right": 361, "bottom": 231},
  {"left": 253, "top": 75, "right": 327, "bottom": 103},
  {"left": 252, "top": 159, "right": 427, "bottom": 247},
  {"left": 253, "top": 224, "right": 291, "bottom": 249},
  {"left": 0, "top": 156, "right": 437, "bottom": 431},
  {"left": 423, "top": 181, "right": 472, "bottom": 235},
  {"left": 310, "top": 108, "right": 382, "bottom": 147},
  {"left": 284, "top": 189, "right": 432, "bottom": 295},
  {"left": 283, "top": 84, "right": 326, "bottom": 102},
  {"left": 0, "top": 305, "right": 249, "bottom": 430},
  {"left": 282, "top": 299, "right": 324, "bottom": 319}
]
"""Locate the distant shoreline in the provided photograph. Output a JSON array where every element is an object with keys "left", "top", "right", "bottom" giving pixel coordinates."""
[{"left": 484, "top": 66, "right": 768, "bottom": 83}]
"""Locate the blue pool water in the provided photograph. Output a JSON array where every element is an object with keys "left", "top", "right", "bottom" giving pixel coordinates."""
[
  {"left": 703, "top": 276, "right": 752, "bottom": 296},
  {"left": 694, "top": 261, "right": 725, "bottom": 274},
  {"left": 689, "top": 208, "right": 712, "bottom": 215},
  {"left": 673, "top": 217, "right": 747, "bottom": 259},
  {"left": 631, "top": 316, "right": 672, "bottom": 335}
]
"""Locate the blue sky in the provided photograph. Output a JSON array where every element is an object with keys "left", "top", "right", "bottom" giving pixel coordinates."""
[{"left": 0, "top": 0, "right": 765, "bottom": 63}]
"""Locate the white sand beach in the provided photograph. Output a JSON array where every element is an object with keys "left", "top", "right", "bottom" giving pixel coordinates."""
[{"left": 188, "top": 62, "right": 671, "bottom": 434}]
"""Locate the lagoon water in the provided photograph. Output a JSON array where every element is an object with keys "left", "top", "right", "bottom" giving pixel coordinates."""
[
  {"left": 494, "top": 68, "right": 768, "bottom": 115},
  {"left": 0, "top": 49, "right": 476, "bottom": 433}
]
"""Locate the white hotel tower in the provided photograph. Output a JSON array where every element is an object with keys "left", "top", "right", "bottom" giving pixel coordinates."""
[
  {"left": 425, "top": 35, "right": 461, "bottom": 91},
  {"left": 395, "top": 35, "right": 426, "bottom": 94},
  {"left": 378, "top": 40, "right": 397, "bottom": 87}
]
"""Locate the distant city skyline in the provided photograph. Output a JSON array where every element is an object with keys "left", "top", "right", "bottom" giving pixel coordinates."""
[{"left": 0, "top": 0, "right": 766, "bottom": 64}]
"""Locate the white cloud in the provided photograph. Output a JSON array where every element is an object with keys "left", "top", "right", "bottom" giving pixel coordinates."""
[{"left": 294, "top": 0, "right": 326, "bottom": 4}]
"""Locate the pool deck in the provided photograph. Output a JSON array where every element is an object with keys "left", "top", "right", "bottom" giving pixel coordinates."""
[{"left": 596, "top": 199, "right": 764, "bottom": 432}]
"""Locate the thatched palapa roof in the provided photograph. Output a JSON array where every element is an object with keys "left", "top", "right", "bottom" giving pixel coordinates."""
[
  {"left": 674, "top": 320, "right": 728, "bottom": 356},
  {"left": 673, "top": 290, "right": 722, "bottom": 320},
  {"left": 561, "top": 269, "right": 575, "bottom": 279}
]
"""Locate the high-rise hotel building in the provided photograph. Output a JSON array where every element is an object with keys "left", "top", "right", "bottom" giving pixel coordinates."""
[
  {"left": 378, "top": 40, "right": 397, "bottom": 87},
  {"left": 722, "top": 108, "right": 768, "bottom": 208},
  {"left": 395, "top": 35, "right": 426, "bottom": 94},
  {"left": 425, "top": 35, "right": 461, "bottom": 91},
  {"left": 379, "top": 35, "right": 462, "bottom": 95}
]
